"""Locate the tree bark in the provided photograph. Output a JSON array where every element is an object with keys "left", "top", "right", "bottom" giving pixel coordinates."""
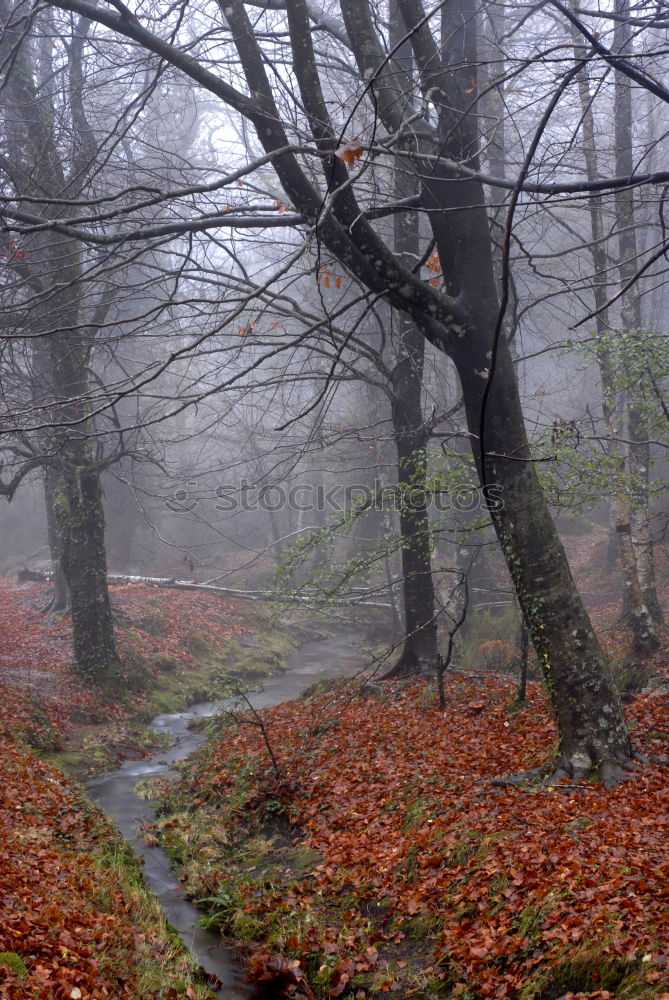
[
  {"left": 43, "top": 466, "right": 71, "bottom": 616},
  {"left": 388, "top": 378, "right": 438, "bottom": 673},
  {"left": 55, "top": 458, "right": 121, "bottom": 684},
  {"left": 458, "top": 346, "right": 632, "bottom": 784},
  {"left": 383, "top": 12, "right": 438, "bottom": 676},
  {"left": 516, "top": 607, "right": 529, "bottom": 705},
  {"left": 613, "top": 0, "right": 662, "bottom": 627}
]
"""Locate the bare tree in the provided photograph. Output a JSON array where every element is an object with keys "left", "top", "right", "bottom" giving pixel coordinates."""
[
  {"left": 10, "top": 0, "right": 669, "bottom": 781},
  {"left": 0, "top": 3, "right": 121, "bottom": 682}
]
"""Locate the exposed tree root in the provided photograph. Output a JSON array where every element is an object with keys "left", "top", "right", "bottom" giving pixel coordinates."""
[
  {"left": 490, "top": 764, "right": 550, "bottom": 788},
  {"left": 40, "top": 595, "right": 71, "bottom": 620},
  {"left": 377, "top": 651, "right": 424, "bottom": 681},
  {"left": 46, "top": 604, "right": 71, "bottom": 625},
  {"left": 377, "top": 639, "right": 443, "bottom": 680},
  {"left": 492, "top": 745, "right": 648, "bottom": 790}
]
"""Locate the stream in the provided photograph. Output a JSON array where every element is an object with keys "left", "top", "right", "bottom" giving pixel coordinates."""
[{"left": 87, "top": 632, "right": 368, "bottom": 998}]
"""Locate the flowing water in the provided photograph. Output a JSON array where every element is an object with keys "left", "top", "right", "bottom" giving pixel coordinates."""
[{"left": 87, "top": 632, "right": 368, "bottom": 998}]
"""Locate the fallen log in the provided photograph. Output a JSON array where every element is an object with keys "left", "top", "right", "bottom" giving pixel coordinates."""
[{"left": 22, "top": 569, "right": 391, "bottom": 609}]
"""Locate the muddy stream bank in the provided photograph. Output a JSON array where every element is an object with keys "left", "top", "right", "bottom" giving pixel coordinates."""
[{"left": 87, "top": 632, "right": 368, "bottom": 998}]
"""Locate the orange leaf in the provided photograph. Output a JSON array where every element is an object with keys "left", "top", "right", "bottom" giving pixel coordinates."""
[{"left": 335, "top": 142, "right": 365, "bottom": 167}]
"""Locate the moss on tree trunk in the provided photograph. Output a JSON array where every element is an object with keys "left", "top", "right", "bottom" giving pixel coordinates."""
[{"left": 56, "top": 459, "right": 122, "bottom": 686}]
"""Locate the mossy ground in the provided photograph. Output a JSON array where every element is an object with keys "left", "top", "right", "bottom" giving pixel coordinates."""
[
  {"left": 0, "top": 952, "right": 28, "bottom": 980},
  {"left": 145, "top": 627, "right": 296, "bottom": 716},
  {"left": 46, "top": 598, "right": 296, "bottom": 777},
  {"left": 84, "top": 823, "right": 220, "bottom": 998}
]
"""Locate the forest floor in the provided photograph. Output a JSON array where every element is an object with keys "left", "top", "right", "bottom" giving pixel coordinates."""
[
  {"left": 150, "top": 646, "right": 669, "bottom": 1000},
  {"left": 0, "top": 579, "right": 292, "bottom": 1000},
  {"left": 0, "top": 533, "right": 668, "bottom": 1000},
  {"left": 146, "top": 532, "right": 669, "bottom": 1000},
  {"left": 0, "top": 579, "right": 292, "bottom": 774}
]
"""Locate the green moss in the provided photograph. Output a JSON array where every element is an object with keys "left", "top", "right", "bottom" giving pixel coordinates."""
[
  {"left": 196, "top": 884, "right": 265, "bottom": 940},
  {"left": 229, "top": 909, "right": 264, "bottom": 941},
  {"left": 446, "top": 832, "right": 494, "bottom": 867},
  {"left": 487, "top": 874, "right": 510, "bottom": 915},
  {"left": 299, "top": 676, "right": 346, "bottom": 701},
  {"left": 401, "top": 796, "right": 427, "bottom": 831},
  {"left": 42, "top": 749, "right": 88, "bottom": 772},
  {"left": 610, "top": 658, "right": 651, "bottom": 699},
  {"left": 153, "top": 653, "right": 179, "bottom": 672},
  {"left": 518, "top": 949, "right": 646, "bottom": 1000},
  {"left": 143, "top": 628, "right": 295, "bottom": 718},
  {"left": 515, "top": 903, "right": 547, "bottom": 941},
  {"left": 286, "top": 843, "right": 320, "bottom": 876},
  {"left": 23, "top": 700, "right": 65, "bottom": 751},
  {"left": 408, "top": 974, "right": 452, "bottom": 998},
  {"left": 403, "top": 913, "right": 442, "bottom": 940},
  {"left": 0, "top": 952, "right": 28, "bottom": 980},
  {"left": 45, "top": 724, "right": 171, "bottom": 778}
]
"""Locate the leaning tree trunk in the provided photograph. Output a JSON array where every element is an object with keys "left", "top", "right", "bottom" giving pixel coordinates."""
[
  {"left": 457, "top": 342, "right": 633, "bottom": 786},
  {"left": 418, "top": 0, "right": 631, "bottom": 784}
]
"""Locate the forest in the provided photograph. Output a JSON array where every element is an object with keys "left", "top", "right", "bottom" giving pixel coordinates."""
[{"left": 0, "top": 0, "right": 668, "bottom": 996}]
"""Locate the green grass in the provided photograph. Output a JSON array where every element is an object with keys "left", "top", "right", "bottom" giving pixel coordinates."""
[
  {"left": 517, "top": 947, "right": 652, "bottom": 1000},
  {"left": 87, "top": 827, "right": 217, "bottom": 998}
]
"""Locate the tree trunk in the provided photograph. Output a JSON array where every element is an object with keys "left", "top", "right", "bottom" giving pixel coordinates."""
[
  {"left": 457, "top": 345, "right": 633, "bottom": 784},
  {"left": 46, "top": 272, "right": 122, "bottom": 684},
  {"left": 613, "top": 0, "right": 662, "bottom": 627},
  {"left": 0, "top": 1, "right": 122, "bottom": 684},
  {"left": 389, "top": 398, "right": 438, "bottom": 673},
  {"left": 382, "top": 6, "right": 439, "bottom": 677},
  {"left": 516, "top": 608, "right": 529, "bottom": 706},
  {"left": 43, "top": 466, "right": 71, "bottom": 615},
  {"left": 569, "top": 13, "right": 659, "bottom": 653},
  {"left": 55, "top": 457, "right": 121, "bottom": 685}
]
